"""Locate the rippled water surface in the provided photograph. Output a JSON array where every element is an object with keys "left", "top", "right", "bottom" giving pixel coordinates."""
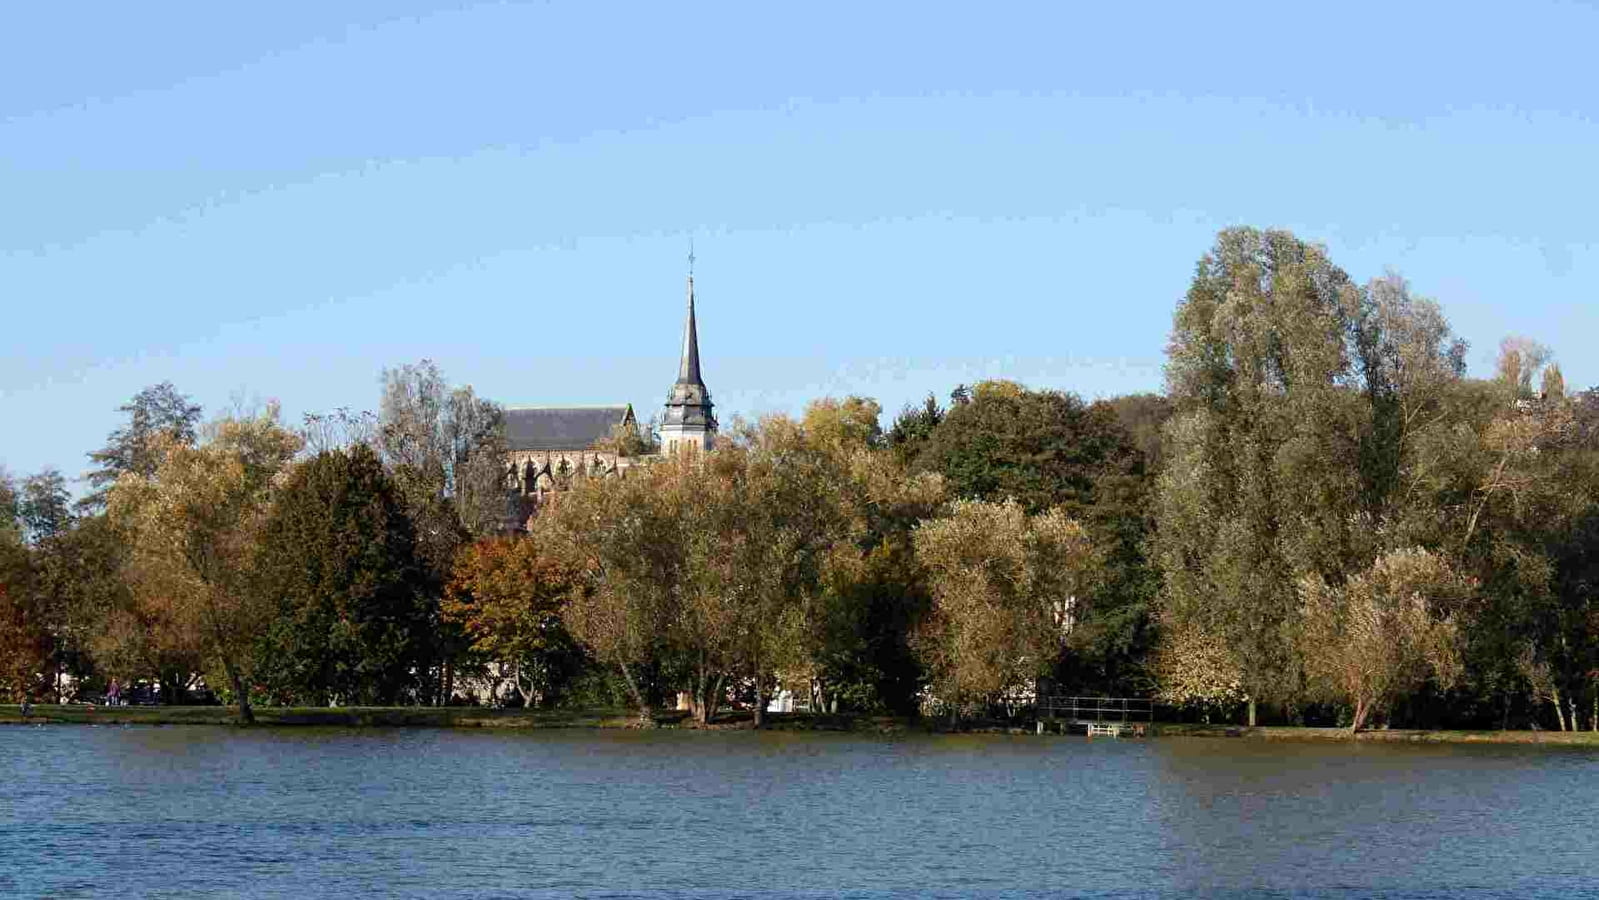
[{"left": 3, "top": 725, "right": 1596, "bottom": 898}]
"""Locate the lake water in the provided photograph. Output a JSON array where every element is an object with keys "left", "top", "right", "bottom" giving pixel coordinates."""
[{"left": 2, "top": 726, "right": 1595, "bottom": 898}]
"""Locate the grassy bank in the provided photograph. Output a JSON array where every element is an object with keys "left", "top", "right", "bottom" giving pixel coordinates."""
[
  {"left": 0, "top": 704, "right": 643, "bottom": 729},
  {"left": 1156, "top": 723, "right": 1599, "bottom": 745},
  {"left": 4, "top": 705, "right": 1598, "bottom": 744},
  {"left": 0, "top": 704, "right": 909, "bottom": 732}
]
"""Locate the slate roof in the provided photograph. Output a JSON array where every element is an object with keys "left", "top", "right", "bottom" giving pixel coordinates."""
[{"left": 504, "top": 405, "right": 633, "bottom": 451}]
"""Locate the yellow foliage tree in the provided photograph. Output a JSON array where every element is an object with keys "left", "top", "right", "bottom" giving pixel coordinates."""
[
  {"left": 106, "top": 407, "right": 301, "bottom": 723},
  {"left": 913, "top": 499, "right": 1091, "bottom": 718}
]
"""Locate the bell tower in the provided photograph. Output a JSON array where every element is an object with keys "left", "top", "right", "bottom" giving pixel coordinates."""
[{"left": 660, "top": 266, "right": 716, "bottom": 454}]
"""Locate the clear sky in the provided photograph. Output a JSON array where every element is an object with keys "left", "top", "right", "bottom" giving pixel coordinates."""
[{"left": 3, "top": 1, "right": 1596, "bottom": 483}]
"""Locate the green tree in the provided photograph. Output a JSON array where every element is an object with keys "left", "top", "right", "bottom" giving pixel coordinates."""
[
  {"left": 886, "top": 393, "right": 944, "bottom": 466},
  {"left": 19, "top": 469, "right": 73, "bottom": 544},
  {"left": 1103, "top": 393, "right": 1172, "bottom": 474},
  {"left": 16, "top": 468, "right": 83, "bottom": 701},
  {"left": 252, "top": 445, "right": 431, "bottom": 706},
  {"left": 915, "top": 380, "right": 1139, "bottom": 517},
  {"left": 914, "top": 380, "right": 1157, "bottom": 695},
  {"left": 82, "top": 382, "right": 203, "bottom": 510},
  {"left": 1156, "top": 228, "right": 1374, "bottom": 724}
]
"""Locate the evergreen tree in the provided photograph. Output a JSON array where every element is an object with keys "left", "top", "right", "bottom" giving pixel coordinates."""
[
  {"left": 252, "top": 445, "right": 430, "bottom": 706},
  {"left": 83, "top": 382, "right": 203, "bottom": 510}
]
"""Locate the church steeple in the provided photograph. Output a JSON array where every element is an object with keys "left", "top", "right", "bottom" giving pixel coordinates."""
[
  {"left": 677, "top": 274, "right": 703, "bottom": 387},
  {"left": 661, "top": 264, "right": 716, "bottom": 454}
]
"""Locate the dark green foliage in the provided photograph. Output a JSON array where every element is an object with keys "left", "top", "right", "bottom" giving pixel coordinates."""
[
  {"left": 907, "top": 382, "right": 1159, "bottom": 695},
  {"left": 19, "top": 469, "right": 73, "bottom": 544},
  {"left": 0, "top": 473, "right": 19, "bottom": 543},
  {"left": 1103, "top": 394, "right": 1172, "bottom": 474},
  {"left": 815, "top": 542, "right": 931, "bottom": 715},
  {"left": 252, "top": 445, "right": 431, "bottom": 705},
  {"left": 886, "top": 393, "right": 944, "bottom": 464},
  {"left": 915, "top": 384, "right": 1141, "bottom": 517},
  {"left": 82, "top": 382, "right": 202, "bottom": 509}
]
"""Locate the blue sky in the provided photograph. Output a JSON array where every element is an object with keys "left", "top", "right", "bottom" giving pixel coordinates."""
[{"left": 3, "top": 1, "right": 1596, "bottom": 482}]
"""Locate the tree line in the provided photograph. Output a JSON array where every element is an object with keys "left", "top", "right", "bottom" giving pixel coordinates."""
[{"left": 3, "top": 227, "right": 1596, "bottom": 732}]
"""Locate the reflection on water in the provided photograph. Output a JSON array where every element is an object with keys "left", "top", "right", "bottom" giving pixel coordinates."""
[{"left": 2, "top": 726, "right": 1595, "bottom": 897}]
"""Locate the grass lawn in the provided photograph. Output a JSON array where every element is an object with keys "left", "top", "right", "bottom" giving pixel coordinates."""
[{"left": 4, "top": 705, "right": 1597, "bottom": 744}]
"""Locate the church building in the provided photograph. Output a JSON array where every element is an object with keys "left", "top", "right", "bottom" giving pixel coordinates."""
[{"left": 502, "top": 271, "right": 717, "bottom": 512}]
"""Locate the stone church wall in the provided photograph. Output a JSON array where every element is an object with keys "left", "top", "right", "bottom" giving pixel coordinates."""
[{"left": 504, "top": 448, "right": 636, "bottom": 495}]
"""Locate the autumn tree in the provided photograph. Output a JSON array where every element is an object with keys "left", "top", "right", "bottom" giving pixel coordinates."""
[
  {"left": 592, "top": 420, "right": 658, "bottom": 458},
  {"left": 106, "top": 406, "right": 301, "bottom": 723},
  {"left": 251, "top": 445, "right": 431, "bottom": 705},
  {"left": 538, "top": 456, "right": 687, "bottom": 722},
  {"left": 541, "top": 414, "right": 861, "bottom": 726},
  {"left": 377, "top": 360, "right": 508, "bottom": 545},
  {"left": 1298, "top": 549, "right": 1467, "bottom": 733},
  {"left": 0, "top": 472, "right": 47, "bottom": 701},
  {"left": 913, "top": 499, "right": 1091, "bottom": 719},
  {"left": 697, "top": 415, "right": 851, "bottom": 726},
  {"left": 443, "top": 536, "right": 584, "bottom": 708},
  {"left": 376, "top": 360, "right": 510, "bottom": 701}
]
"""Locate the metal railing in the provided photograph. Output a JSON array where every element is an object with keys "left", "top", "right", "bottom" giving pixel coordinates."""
[{"left": 1037, "top": 696, "right": 1153, "bottom": 724}]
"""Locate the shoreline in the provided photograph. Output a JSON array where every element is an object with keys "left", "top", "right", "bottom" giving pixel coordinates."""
[{"left": 4, "top": 705, "right": 1598, "bottom": 744}]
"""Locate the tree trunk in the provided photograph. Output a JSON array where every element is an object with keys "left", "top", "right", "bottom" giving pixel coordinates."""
[
  {"left": 1350, "top": 697, "right": 1370, "bottom": 735},
  {"left": 1551, "top": 686, "right": 1567, "bottom": 732},
  {"left": 752, "top": 661, "right": 766, "bottom": 729},
  {"left": 614, "top": 659, "right": 653, "bottom": 725},
  {"left": 221, "top": 654, "right": 255, "bottom": 725},
  {"left": 514, "top": 663, "right": 537, "bottom": 709},
  {"left": 1246, "top": 698, "right": 1257, "bottom": 728},
  {"left": 705, "top": 673, "right": 725, "bottom": 724}
]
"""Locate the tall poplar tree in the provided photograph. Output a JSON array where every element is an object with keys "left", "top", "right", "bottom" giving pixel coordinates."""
[{"left": 1156, "top": 228, "right": 1374, "bottom": 724}]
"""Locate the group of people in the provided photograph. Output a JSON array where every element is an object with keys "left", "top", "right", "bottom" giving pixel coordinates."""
[{"left": 15, "top": 679, "right": 129, "bottom": 718}]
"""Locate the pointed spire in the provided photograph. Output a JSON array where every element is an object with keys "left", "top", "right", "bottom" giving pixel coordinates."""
[{"left": 676, "top": 272, "right": 704, "bottom": 386}]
